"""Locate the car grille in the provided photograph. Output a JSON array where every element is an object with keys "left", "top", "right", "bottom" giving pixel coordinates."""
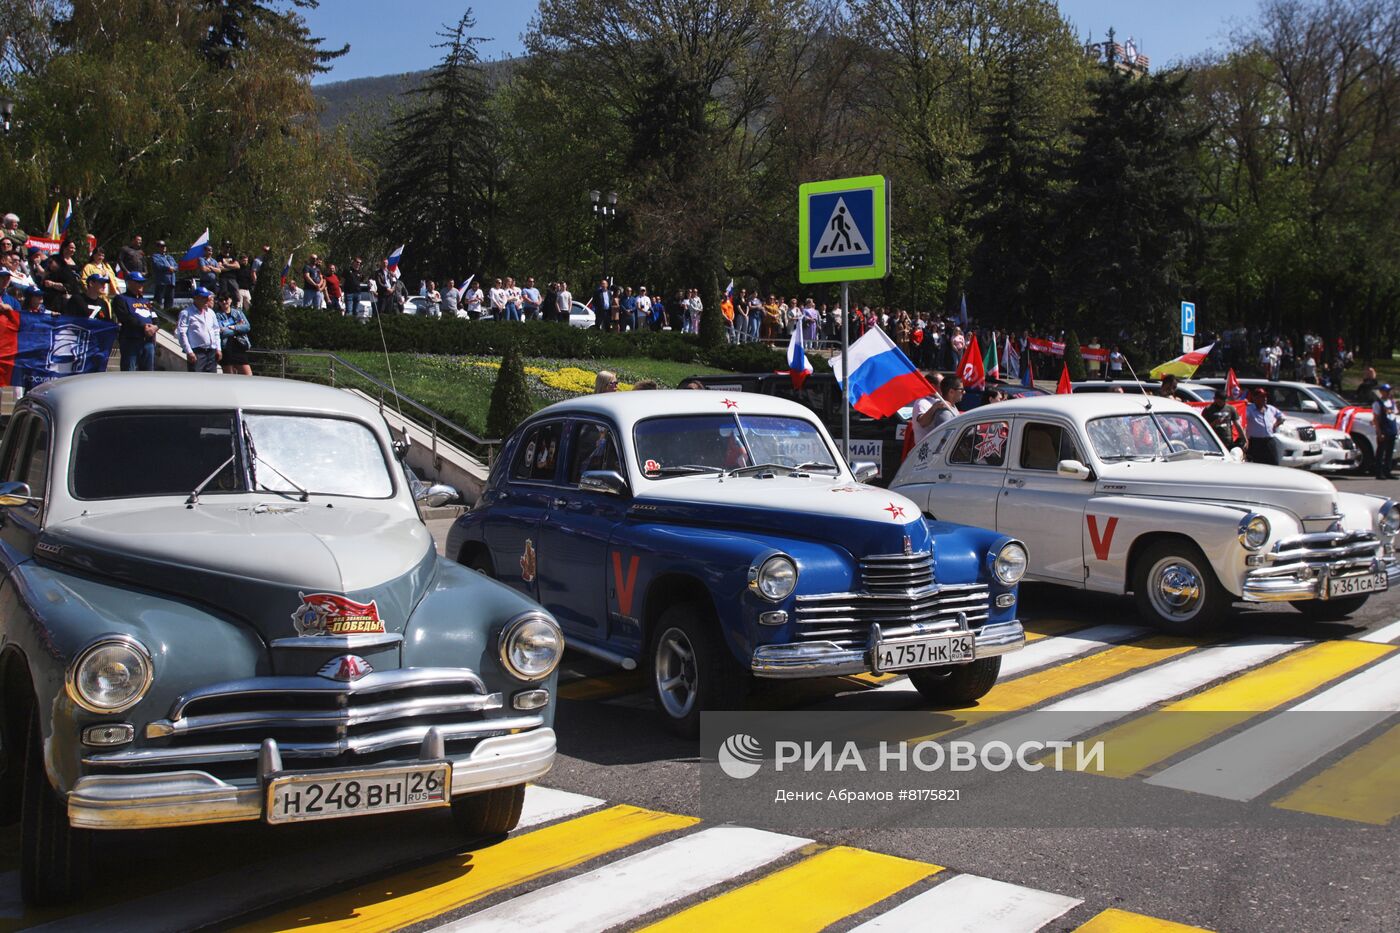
[
  {"left": 90, "top": 669, "right": 533, "bottom": 772},
  {"left": 795, "top": 552, "right": 990, "bottom": 649},
  {"left": 1297, "top": 426, "right": 1317, "bottom": 442},
  {"left": 1256, "top": 530, "right": 1381, "bottom": 579}
]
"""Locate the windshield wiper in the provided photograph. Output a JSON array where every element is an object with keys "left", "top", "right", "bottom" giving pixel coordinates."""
[
  {"left": 793, "top": 461, "right": 840, "bottom": 472},
  {"left": 644, "top": 464, "right": 723, "bottom": 477},
  {"left": 187, "top": 455, "right": 236, "bottom": 507},
  {"left": 243, "top": 422, "right": 309, "bottom": 501},
  {"left": 727, "top": 462, "right": 796, "bottom": 477}
]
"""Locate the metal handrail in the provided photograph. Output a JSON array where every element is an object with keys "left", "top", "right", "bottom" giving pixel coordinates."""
[{"left": 245, "top": 348, "right": 500, "bottom": 465}]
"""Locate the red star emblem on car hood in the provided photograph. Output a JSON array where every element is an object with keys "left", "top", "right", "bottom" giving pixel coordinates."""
[
  {"left": 884, "top": 502, "right": 906, "bottom": 520},
  {"left": 721, "top": 398, "right": 738, "bottom": 409}
]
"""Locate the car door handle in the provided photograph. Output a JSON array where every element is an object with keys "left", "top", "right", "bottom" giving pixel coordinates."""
[
  {"left": 936, "top": 473, "right": 950, "bottom": 481},
  {"left": 551, "top": 498, "right": 568, "bottom": 509},
  {"left": 1006, "top": 477, "right": 1024, "bottom": 487}
]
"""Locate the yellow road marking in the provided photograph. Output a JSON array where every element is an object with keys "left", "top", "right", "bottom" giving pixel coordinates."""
[
  {"left": 638, "top": 846, "right": 940, "bottom": 933},
  {"left": 1273, "top": 721, "right": 1400, "bottom": 825},
  {"left": 1079, "top": 641, "right": 1393, "bottom": 778},
  {"left": 557, "top": 672, "right": 644, "bottom": 701},
  {"left": 1022, "top": 618, "right": 1089, "bottom": 642},
  {"left": 979, "top": 635, "right": 1201, "bottom": 712},
  {"left": 233, "top": 805, "right": 696, "bottom": 933},
  {"left": 849, "top": 672, "right": 900, "bottom": 685},
  {"left": 1074, "top": 907, "right": 1215, "bottom": 932}
]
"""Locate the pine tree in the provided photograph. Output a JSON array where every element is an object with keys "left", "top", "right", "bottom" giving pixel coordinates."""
[
  {"left": 371, "top": 12, "right": 500, "bottom": 283},
  {"left": 486, "top": 342, "right": 535, "bottom": 440},
  {"left": 248, "top": 251, "right": 288, "bottom": 350},
  {"left": 1064, "top": 330, "right": 1086, "bottom": 382},
  {"left": 699, "top": 274, "right": 727, "bottom": 350},
  {"left": 1056, "top": 36, "right": 1205, "bottom": 357}
]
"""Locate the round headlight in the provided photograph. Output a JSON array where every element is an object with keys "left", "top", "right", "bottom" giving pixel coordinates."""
[
  {"left": 67, "top": 637, "right": 152, "bottom": 713},
  {"left": 499, "top": 614, "right": 563, "bottom": 680},
  {"left": 1379, "top": 501, "right": 1400, "bottom": 538},
  {"left": 753, "top": 555, "right": 798, "bottom": 601},
  {"left": 1239, "top": 514, "right": 1270, "bottom": 551},
  {"left": 992, "top": 542, "right": 1028, "bottom": 585}
]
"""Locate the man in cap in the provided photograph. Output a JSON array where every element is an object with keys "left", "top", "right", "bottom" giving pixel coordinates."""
[
  {"left": 177, "top": 285, "right": 222, "bottom": 373},
  {"left": 0, "top": 268, "right": 19, "bottom": 313},
  {"left": 114, "top": 271, "right": 159, "bottom": 371},
  {"left": 1371, "top": 384, "right": 1396, "bottom": 480},
  {"left": 1244, "top": 386, "right": 1285, "bottom": 466},
  {"left": 65, "top": 271, "right": 114, "bottom": 320},
  {"left": 21, "top": 285, "right": 46, "bottom": 314},
  {"left": 149, "top": 240, "right": 178, "bottom": 311}
]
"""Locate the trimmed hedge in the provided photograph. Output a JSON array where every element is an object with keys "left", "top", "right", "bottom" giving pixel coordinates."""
[{"left": 283, "top": 312, "right": 830, "bottom": 374}]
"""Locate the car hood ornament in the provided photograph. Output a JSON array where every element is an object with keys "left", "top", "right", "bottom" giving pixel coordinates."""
[{"left": 318, "top": 655, "right": 374, "bottom": 682}]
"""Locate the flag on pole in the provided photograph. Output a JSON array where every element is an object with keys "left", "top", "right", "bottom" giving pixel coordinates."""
[
  {"left": 1021, "top": 346, "right": 1035, "bottom": 389},
  {"left": 281, "top": 253, "right": 293, "bottom": 286},
  {"left": 44, "top": 203, "right": 61, "bottom": 240},
  {"left": 829, "top": 326, "right": 934, "bottom": 419},
  {"left": 1056, "top": 363, "right": 1073, "bottom": 395},
  {"left": 724, "top": 279, "right": 734, "bottom": 299},
  {"left": 386, "top": 244, "right": 405, "bottom": 279},
  {"left": 957, "top": 333, "right": 986, "bottom": 389},
  {"left": 178, "top": 228, "right": 210, "bottom": 271},
  {"left": 1002, "top": 336, "right": 1019, "bottom": 380},
  {"left": 1225, "top": 368, "right": 1243, "bottom": 400},
  {"left": 1149, "top": 343, "right": 1216, "bottom": 380},
  {"left": 783, "top": 323, "right": 813, "bottom": 391},
  {"left": 958, "top": 292, "right": 969, "bottom": 327},
  {"left": 983, "top": 336, "right": 999, "bottom": 381},
  {"left": 60, "top": 199, "right": 73, "bottom": 234}
]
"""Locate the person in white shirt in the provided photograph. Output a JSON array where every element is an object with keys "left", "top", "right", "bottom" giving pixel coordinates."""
[
  {"left": 465, "top": 281, "right": 484, "bottom": 319},
  {"left": 910, "top": 373, "right": 959, "bottom": 446},
  {"left": 555, "top": 281, "right": 572, "bottom": 323},
  {"left": 634, "top": 287, "right": 652, "bottom": 329},
  {"left": 503, "top": 276, "right": 523, "bottom": 322},
  {"left": 177, "top": 286, "right": 223, "bottom": 373},
  {"left": 488, "top": 279, "right": 506, "bottom": 320},
  {"left": 686, "top": 289, "right": 702, "bottom": 333}
]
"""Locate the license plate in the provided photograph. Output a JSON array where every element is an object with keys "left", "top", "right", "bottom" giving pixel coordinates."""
[
  {"left": 1305, "top": 447, "right": 1322, "bottom": 456},
  {"left": 266, "top": 763, "right": 451, "bottom": 824},
  {"left": 874, "top": 632, "right": 975, "bottom": 673},
  {"left": 1328, "top": 572, "right": 1387, "bottom": 598}
]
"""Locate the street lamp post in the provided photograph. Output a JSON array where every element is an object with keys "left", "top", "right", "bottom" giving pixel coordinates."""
[
  {"left": 0, "top": 98, "right": 14, "bottom": 134},
  {"left": 589, "top": 189, "right": 618, "bottom": 282}
]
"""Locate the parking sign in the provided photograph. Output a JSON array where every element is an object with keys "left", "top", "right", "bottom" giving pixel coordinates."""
[{"left": 1181, "top": 301, "right": 1196, "bottom": 337}]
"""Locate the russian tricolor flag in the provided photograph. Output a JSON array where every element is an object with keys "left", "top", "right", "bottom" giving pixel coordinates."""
[
  {"left": 281, "top": 253, "right": 293, "bottom": 287},
  {"left": 784, "top": 323, "right": 812, "bottom": 390},
  {"left": 179, "top": 228, "right": 210, "bottom": 271},
  {"left": 830, "top": 326, "right": 934, "bottom": 419},
  {"left": 387, "top": 244, "right": 404, "bottom": 278}
]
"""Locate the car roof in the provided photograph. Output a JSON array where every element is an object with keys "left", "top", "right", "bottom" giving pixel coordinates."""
[
  {"left": 28, "top": 372, "right": 389, "bottom": 429},
  {"left": 935, "top": 392, "right": 1199, "bottom": 429},
  {"left": 531, "top": 389, "right": 819, "bottom": 424}
]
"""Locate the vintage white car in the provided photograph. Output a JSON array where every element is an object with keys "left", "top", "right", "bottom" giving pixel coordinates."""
[{"left": 891, "top": 394, "right": 1400, "bottom": 632}]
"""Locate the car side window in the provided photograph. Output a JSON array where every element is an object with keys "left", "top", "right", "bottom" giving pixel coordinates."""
[
  {"left": 19, "top": 420, "right": 49, "bottom": 504},
  {"left": 510, "top": 422, "right": 563, "bottom": 484},
  {"left": 1019, "top": 422, "right": 1081, "bottom": 471},
  {"left": 0, "top": 414, "right": 31, "bottom": 483},
  {"left": 948, "top": 420, "right": 1010, "bottom": 467},
  {"left": 1270, "top": 387, "right": 1302, "bottom": 409},
  {"left": 569, "top": 421, "right": 621, "bottom": 483}
]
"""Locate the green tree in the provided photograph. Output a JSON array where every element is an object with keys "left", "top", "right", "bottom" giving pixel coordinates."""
[
  {"left": 486, "top": 342, "right": 534, "bottom": 440},
  {"left": 371, "top": 11, "right": 501, "bottom": 284},
  {"left": 248, "top": 251, "right": 289, "bottom": 350},
  {"left": 1064, "top": 329, "right": 1086, "bottom": 381},
  {"left": 1056, "top": 37, "right": 1205, "bottom": 357}
]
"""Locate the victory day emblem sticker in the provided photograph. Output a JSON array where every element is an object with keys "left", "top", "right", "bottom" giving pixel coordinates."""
[{"left": 292, "top": 592, "right": 385, "bottom": 636}]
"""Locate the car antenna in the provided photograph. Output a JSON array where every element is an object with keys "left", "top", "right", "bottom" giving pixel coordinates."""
[{"left": 1121, "top": 353, "right": 1152, "bottom": 411}]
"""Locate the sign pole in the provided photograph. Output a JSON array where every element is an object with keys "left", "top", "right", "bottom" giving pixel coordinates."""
[{"left": 841, "top": 281, "right": 850, "bottom": 464}]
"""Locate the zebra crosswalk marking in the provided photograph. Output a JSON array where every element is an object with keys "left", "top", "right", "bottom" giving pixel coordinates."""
[
  {"left": 233, "top": 805, "right": 697, "bottom": 933},
  {"left": 1076, "top": 640, "right": 1392, "bottom": 778},
  {"left": 1073, "top": 907, "right": 1214, "bottom": 931},
  {"left": 635, "top": 846, "right": 940, "bottom": 933},
  {"left": 848, "top": 873, "right": 1082, "bottom": 932},
  {"left": 1271, "top": 720, "right": 1400, "bottom": 825},
  {"left": 978, "top": 635, "right": 1202, "bottom": 712},
  {"left": 1357, "top": 619, "right": 1400, "bottom": 644}
]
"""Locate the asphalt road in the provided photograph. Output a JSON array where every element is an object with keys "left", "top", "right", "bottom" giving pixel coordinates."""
[{"left": 1, "top": 472, "right": 1394, "bottom": 932}]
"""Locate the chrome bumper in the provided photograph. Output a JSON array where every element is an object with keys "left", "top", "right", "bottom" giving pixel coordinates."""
[
  {"left": 750, "top": 620, "right": 1024, "bottom": 679},
  {"left": 67, "top": 727, "right": 555, "bottom": 830},
  {"left": 1243, "top": 557, "right": 1399, "bottom": 602}
]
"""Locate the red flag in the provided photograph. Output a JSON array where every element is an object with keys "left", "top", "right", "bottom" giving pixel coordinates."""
[
  {"left": 957, "top": 333, "right": 986, "bottom": 389},
  {"left": 1226, "top": 368, "right": 1242, "bottom": 401},
  {"left": 1056, "top": 364, "right": 1073, "bottom": 395}
]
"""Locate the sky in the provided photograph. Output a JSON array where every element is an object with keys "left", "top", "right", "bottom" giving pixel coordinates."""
[{"left": 304, "top": 1, "right": 1261, "bottom": 85}]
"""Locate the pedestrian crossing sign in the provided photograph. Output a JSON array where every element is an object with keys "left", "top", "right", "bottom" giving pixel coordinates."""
[{"left": 799, "top": 175, "right": 890, "bottom": 284}]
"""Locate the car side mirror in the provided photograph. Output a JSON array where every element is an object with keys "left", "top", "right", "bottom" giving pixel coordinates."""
[
  {"left": 1228, "top": 447, "right": 1245, "bottom": 463},
  {"left": 1300, "top": 399, "right": 1321, "bottom": 413},
  {"left": 580, "top": 470, "right": 629, "bottom": 496},
  {"left": 851, "top": 461, "right": 879, "bottom": 483},
  {"left": 414, "top": 483, "right": 458, "bottom": 508},
  {"left": 0, "top": 481, "right": 40, "bottom": 507},
  {"left": 1056, "top": 459, "right": 1093, "bottom": 481},
  {"left": 392, "top": 436, "right": 411, "bottom": 461}
]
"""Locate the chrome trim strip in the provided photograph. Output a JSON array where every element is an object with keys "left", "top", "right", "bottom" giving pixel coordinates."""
[
  {"left": 168, "top": 669, "right": 487, "bottom": 720},
  {"left": 751, "top": 620, "right": 1023, "bottom": 678},
  {"left": 268, "top": 633, "right": 405, "bottom": 651},
  {"left": 149, "top": 692, "right": 504, "bottom": 737},
  {"left": 85, "top": 715, "right": 545, "bottom": 766},
  {"left": 69, "top": 729, "right": 556, "bottom": 829}
]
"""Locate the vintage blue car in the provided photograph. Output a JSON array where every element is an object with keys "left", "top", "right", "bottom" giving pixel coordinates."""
[
  {"left": 0, "top": 374, "right": 563, "bottom": 906},
  {"left": 447, "top": 390, "right": 1026, "bottom": 735}
]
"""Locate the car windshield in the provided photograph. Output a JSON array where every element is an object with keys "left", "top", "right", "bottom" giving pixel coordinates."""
[
  {"left": 1085, "top": 412, "right": 1226, "bottom": 461},
  {"left": 1310, "top": 387, "right": 1348, "bottom": 410},
  {"left": 633, "top": 414, "right": 838, "bottom": 477},
  {"left": 71, "top": 410, "right": 393, "bottom": 500}
]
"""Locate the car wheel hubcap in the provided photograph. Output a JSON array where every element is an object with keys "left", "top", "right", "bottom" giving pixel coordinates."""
[
  {"left": 1149, "top": 558, "right": 1203, "bottom": 619},
  {"left": 655, "top": 627, "right": 698, "bottom": 719}
]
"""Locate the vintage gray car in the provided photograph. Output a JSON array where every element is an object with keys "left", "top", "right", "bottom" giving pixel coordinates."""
[{"left": 0, "top": 374, "right": 562, "bottom": 905}]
